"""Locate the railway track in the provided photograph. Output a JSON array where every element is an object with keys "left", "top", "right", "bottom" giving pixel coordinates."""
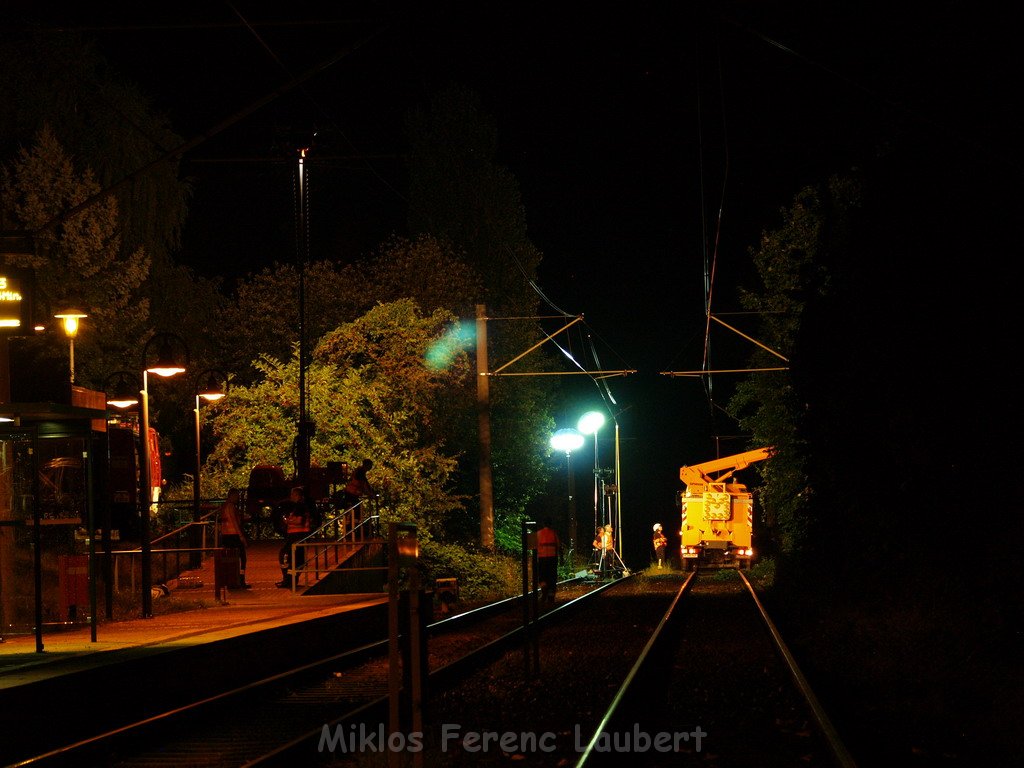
[
  {"left": 576, "top": 568, "right": 857, "bottom": 768},
  {"left": 7, "top": 569, "right": 855, "bottom": 767},
  {"left": 3, "top": 577, "right": 609, "bottom": 768}
]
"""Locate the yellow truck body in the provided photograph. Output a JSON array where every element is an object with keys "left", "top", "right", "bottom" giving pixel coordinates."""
[{"left": 678, "top": 447, "right": 772, "bottom": 569}]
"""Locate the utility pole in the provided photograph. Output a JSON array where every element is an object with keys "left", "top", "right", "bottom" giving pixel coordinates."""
[
  {"left": 476, "top": 304, "right": 494, "bottom": 549},
  {"left": 295, "top": 144, "right": 312, "bottom": 491},
  {"left": 475, "top": 309, "right": 634, "bottom": 552}
]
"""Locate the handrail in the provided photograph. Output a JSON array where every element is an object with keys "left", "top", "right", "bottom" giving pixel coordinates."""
[
  {"left": 152, "top": 516, "right": 216, "bottom": 546},
  {"left": 107, "top": 500, "right": 223, "bottom": 593},
  {"left": 104, "top": 545, "right": 222, "bottom": 595},
  {"left": 288, "top": 503, "right": 381, "bottom": 591}
]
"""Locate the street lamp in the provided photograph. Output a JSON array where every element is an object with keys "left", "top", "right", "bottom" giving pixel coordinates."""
[
  {"left": 550, "top": 427, "right": 584, "bottom": 555},
  {"left": 104, "top": 371, "right": 140, "bottom": 410},
  {"left": 193, "top": 369, "right": 227, "bottom": 565},
  {"left": 139, "top": 332, "right": 188, "bottom": 618},
  {"left": 577, "top": 410, "right": 606, "bottom": 536},
  {"left": 54, "top": 307, "right": 87, "bottom": 384},
  {"left": 103, "top": 370, "right": 140, "bottom": 621}
]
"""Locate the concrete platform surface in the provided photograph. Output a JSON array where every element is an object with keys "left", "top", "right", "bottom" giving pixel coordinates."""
[{"left": 0, "top": 540, "right": 386, "bottom": 685}]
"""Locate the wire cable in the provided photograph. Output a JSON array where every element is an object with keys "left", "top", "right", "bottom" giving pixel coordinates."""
[{"left": 227, "top": 2, "right": 407, "bottom": 205}]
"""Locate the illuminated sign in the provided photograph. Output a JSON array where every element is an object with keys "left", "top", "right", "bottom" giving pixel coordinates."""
[{"left": 0, "top": 268, "right": 33, "bottom": 334}]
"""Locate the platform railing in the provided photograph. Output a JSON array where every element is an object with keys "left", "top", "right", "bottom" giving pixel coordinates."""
[
  {"left": 106, "top": 500, "right": 223, "bottom": 593},
  {"left": 288, "top": 499, "right": 382, "bottom": 590}
]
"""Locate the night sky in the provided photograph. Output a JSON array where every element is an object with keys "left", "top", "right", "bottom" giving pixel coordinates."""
[{"left": 7, "top": 3, "right": 1020, "bottom": 560}]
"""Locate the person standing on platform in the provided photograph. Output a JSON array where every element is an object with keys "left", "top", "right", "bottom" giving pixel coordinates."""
[
  {"left": 536, "top": 519, "right": 561, "bottom": 605},
  {"left": 219, "top": 488, "right": 250, "bottom": 588},
  {"left": 277, "top": 486, "right": 311, "bottom": 589},
  {"left": 341, "top": 458, "right": 374, "bottom": 510}
]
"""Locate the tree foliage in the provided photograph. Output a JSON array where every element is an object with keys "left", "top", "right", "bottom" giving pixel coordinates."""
[
  {"left": 1, "top": 125, "right": 151, "bottom": 382},
  {"left": 203, "top": 300, "right": 470, "bottom": 539},
  {"left": 407, "top": 85, "right": 542, "bottom": 319},
  {"left": 211, "top": 260, "right": 360, "bottom": 382},
  {"left": 210, "top": 234, "right": 483, "bottom": 383},
  {"left": 727, "top": 174, "right": 861, "bottom": 556},
  {"left": 405, "top": 85, "right": 557, "bottom": 545},
  {"left": 0, "top": 30, "right": 192, "bottom": 313},
  {"left": 0, "top": 30, "right": 222, "bottom": 402}
]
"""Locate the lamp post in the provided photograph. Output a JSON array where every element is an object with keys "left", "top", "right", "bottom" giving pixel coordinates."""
[
  {"left": 193, "top": 370, "right": 226, "bottom": 567},
  {"left": 103, "top": 371, "right": 139, "bottom": 620},
  {"left": 54, "top": 308, "right": 87, "bottom": 384},
  {"left": 104, "top": 371, "right": 140, "bottom": 410},
  {"left": 577, "top": 411, "right": 606, "bottom": 536},
  {"left": 550, "top": 428, "right": 584, "bottom": 556},
  {"left": 139, "top": 333, "right": 187, "bottom": 618}
]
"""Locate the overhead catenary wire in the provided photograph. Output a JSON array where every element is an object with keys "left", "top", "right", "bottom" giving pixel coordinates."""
[
  {"left": 29, "top": 21, "right": 390, "bottom": 238},
  {"left": 697, "top": 29, "right": 731, "bottom": 420},
  {"left": 227, "top": 3, "right": 407, "bottom": 207}
]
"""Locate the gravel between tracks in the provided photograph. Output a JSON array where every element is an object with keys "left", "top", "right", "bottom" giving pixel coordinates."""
[
  {"left": 417, "top": 572, "right": 685, "bottom": 766},
  {"left": 317, "top": 570, "right": 837, "bottom": 767}
]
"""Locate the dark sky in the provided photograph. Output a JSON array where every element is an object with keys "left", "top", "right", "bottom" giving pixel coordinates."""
[{"left": 9, "top": 2, "right": 1020, "bottom": 555}]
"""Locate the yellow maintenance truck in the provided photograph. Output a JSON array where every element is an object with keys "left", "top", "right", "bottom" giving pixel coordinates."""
[{"left": 678, "top": 447, "right": 773, "bottom": 570}]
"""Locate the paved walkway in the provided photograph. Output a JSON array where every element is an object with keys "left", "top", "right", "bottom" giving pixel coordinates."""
[{"left": 0, "top": 541, "right": 385, "bottom": 683}]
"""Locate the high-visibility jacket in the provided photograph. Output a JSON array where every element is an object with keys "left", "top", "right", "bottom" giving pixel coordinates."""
[
  {"left": 344, "top": 468, "right": 372, "bottom": 498},
  {"left": 537, "top": 527, "right": 559, "bottom": 558},
  {"left": 286, "top": 508, "right": 310, "bottom": 535}
]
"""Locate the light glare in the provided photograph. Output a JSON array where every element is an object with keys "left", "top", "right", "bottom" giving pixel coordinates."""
[
  {"left": 577, "top": 410, "right": 605, "bottom": 435},
  {"left": 550, "top": 427, "right": 585, "bottom": 453}
]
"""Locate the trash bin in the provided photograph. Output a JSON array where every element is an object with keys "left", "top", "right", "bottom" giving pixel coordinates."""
[
  {"left": 435, "top": 577, "right": 458, "bottom": 614},
  {"left": 58, "top": 555, "right": 89, "bottom": 622}
]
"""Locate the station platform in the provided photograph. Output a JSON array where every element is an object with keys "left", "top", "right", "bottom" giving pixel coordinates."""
[{"left": 0, "top": 540, "right": 387, "bottom": 687}]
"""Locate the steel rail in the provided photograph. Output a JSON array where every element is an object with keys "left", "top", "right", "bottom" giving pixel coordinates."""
[
  {"left": 739, "top": 570, "right": 858, "bottom": 768},
  {"left": 244, "top": 575, "right": 632, "bottom": 765},
  {"left": 573, "top": 571, "right": 696, "bottom": 766},
  {"left": 573, "top": 569, "right": 858, "bottom": 768},
  {"left": 4, "top": 575, "right": 610, "bottom": 768}
]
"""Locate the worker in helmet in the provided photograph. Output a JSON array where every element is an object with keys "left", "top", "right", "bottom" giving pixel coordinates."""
[{"left": 652, "top": 523, "right": 667, "bottom": 569}]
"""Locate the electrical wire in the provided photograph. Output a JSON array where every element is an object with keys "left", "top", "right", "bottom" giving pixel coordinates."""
[
  {"left": 698, "top": 28, "right": 731, "bottom": 419},
  {"left": 227, "top": 3, "right": 407, "bottom": 206}
]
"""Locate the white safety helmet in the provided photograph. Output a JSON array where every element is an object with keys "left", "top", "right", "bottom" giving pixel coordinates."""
[{"left": 653, "top": 523, "right": 662, "bottom": 531}]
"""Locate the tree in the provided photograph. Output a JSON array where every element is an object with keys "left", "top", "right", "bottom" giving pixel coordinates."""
[
  {"left": 1, "top": 125, "right": 151, "bottom": 384},
  {"left": 0, "top": 30, "right": 192, "bottom": 324},
  {"left": 210, "top": 234, "right": 483, "bottom": 383},
  {"left": 203, "top": 300, "right": 469, "bottom": 539},
  {"left": 727, "top": 174, "right": 861, "bottom": 557},
  {"left": 0, "top": 29, "right": 223, "bottom": 411},
  {"left": 211, "top": 260, "right": 363, "bottom": 382},
  {"left": 406, "top": 84, "right": 557, "bottom": 546},
  {"left": 363, "top": 234, "right": 484, "bottom": 317},
  {"left": 407, "top": 85, "right": 542, "bottom": 319}
]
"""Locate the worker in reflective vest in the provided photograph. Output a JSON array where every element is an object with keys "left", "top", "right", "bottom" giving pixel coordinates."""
[
  {"left": 277, "top": 486, "right": 311, "bottom": 589},
  {"left": 536, "top": 519, "right": 561, "bottom": 606},
  {"left": 219, "top": 488, "right": 250, "bottom": 588}
]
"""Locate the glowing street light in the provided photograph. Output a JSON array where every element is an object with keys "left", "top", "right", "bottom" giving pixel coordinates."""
[
  {"left": 550, "top": 427, "right": 585, "bottom": 553},
  {"left": 577, "top": 410, "right": 606, "bottom": 536},
  {"left": 54, "top": 307, "right": 87, "bottom": 384},
  {"left": 104, "top": 371, "right": 140, "bottom": 410},
  {"left": 139, "top": 332, "right": 188, "bottom": 618}
]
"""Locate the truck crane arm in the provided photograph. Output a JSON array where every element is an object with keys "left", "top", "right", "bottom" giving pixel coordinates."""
[{"left": 679, "top": 447, "right": 773, "bottom": 486}]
